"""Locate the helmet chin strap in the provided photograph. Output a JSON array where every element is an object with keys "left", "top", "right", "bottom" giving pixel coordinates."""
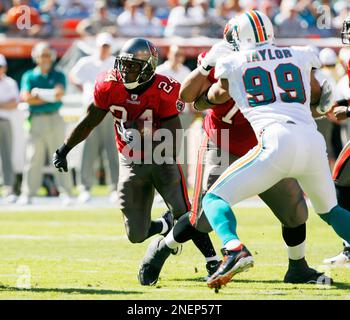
[
  {"left": 123, "top": 74, "right": 155, "bottom": 90},
  {"left": 124, "top": 81, "right": 140, "bottom": 90}
]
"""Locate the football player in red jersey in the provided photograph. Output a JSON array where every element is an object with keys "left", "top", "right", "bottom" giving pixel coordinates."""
[
  {"left": 323, "top": 15, "right": 350, "bottom": 264},
  {"left": 52, "top": 38, "right": 220, "bottom": 283},
  {"left": 139, "top": 20, "right": 331, "bottom": 286}
]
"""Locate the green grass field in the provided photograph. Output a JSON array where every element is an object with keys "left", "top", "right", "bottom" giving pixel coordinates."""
[{"left": 0, "top": 205, "right": 349, "bottom": 300}]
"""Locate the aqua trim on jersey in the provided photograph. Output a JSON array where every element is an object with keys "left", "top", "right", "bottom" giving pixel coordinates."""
[{"left": 208, "top": 137, "right": 264, "bottom": 192}]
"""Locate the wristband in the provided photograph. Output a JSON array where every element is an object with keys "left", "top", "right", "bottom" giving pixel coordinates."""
[
  {"left": 198, "top": 66, "right": 212, "bottom": 76},
  {"left": 57, "top": 143, "right": 72, "bottom": 157},
  {"left": 347, "top": 107, "right": 350, "bottom": 118}
]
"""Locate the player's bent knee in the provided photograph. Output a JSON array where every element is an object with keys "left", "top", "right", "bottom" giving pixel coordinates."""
[
  {"left": 127, "top": 232, "right": 148, "bottom": 244},
  {"left": 125, "top": 225, "right": 149, "bottom": 243}
]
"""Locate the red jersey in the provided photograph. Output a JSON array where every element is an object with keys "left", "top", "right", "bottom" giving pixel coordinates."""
[
  {"left": 203, "top": 67, "right": 257, "bottom": 157},
  {"left": 94, "top": 69, "right": 183, "bottom": 157}
]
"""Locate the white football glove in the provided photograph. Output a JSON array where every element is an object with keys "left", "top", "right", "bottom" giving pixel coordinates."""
[
  {"left": 199, "top": 41, "right": 233, "bottom": 76},
  {"left": 316, "top": 80, "right": 333, "bottom": 115},
  {"left": 117, "top": 121, "right": 134, "bottom": 144}
]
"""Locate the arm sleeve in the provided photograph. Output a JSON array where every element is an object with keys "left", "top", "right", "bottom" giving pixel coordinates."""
[
  {"left": 158, "top": 82, "right": 183, "bottom": 120},
  {"left": 93, "top": 77, "right": 110, "bottom": 111},
  {"left": 292, "top": 46, "right": 321, "bottom": 70},
  {"left": 20, "top": 71, "right": 31, "bottom": 93},
  {"left": 215, "top": 56, "right": 234, "bottom": 80}
]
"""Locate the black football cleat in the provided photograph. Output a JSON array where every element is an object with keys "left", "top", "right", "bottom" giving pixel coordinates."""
[
  {"left": 284, "top": 259, "right": 333, "bottom": 285},
  {"left": 138, "top": 237, "right": 172, "bottom": 286},
  {"left": 203, "top": 260, "right": 221, "bottom": 281},
  {"left": 207, "top": 245, "right": 254, "bottom": 290}
]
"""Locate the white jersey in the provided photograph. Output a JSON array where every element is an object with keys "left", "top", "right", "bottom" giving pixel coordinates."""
[{"left": 215, "top": 44, "right": 321, "bottom": 133}]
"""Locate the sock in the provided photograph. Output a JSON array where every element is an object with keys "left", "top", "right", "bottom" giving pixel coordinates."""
[
  {"left": 170, "top": 212, "right": 218, "bottom": 259},
  {"left": 191, "top": 233, "right": 218, "bottom": 259},
  {"left": 202, "top": 193, "right": 239, "bottom": 246},
  {"left": 164, "top": 229, "right": 181, "bottom": 249},
  {"left": 282, "top": 224, "right": 306, "bottom": 260},
  {"left": 225, "top": 239, "right": 242, "bottom": 251},
  {"left": 172, "top": 213, "right": 196, "bottom": 243},
  {"left": 335, "top": 186, "right": 350, "bottom": 250},
  {"left": 205, "top": 256, "right": 221, "bottom": 263},
  {"left": 319, "top": 205, "right": 350, "bottom": 244},
  {"left": 147, "top": 220, "right": 163, "bottom": 238},
  {"left": 158, "top": 217, "right": 169, "bottom": 235}
]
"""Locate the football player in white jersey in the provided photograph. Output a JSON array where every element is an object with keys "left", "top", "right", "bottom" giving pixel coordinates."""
[{"left": 201, "top": 10, "right": 350, "bottom": 290}]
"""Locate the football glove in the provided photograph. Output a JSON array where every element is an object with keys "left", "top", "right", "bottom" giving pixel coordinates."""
[
  {"left": 198, "top": 41, "right": 233, "bottom": 76},
  {"left": 316, "top": 80, "right": 333, "bottom": 115},
  {"left": 117, "top": 120, "right": 135, "bottom": 144},
  {"left": 52, "top": 144, "right": 71, "bottom": 172}
]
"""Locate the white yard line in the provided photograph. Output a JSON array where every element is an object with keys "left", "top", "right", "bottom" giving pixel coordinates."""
[
  {"left": 0, "top": 196, "right": 273, "bottom": 212},
  {"left": 0, "top": 234, "right": 127, "bottom": 241}
]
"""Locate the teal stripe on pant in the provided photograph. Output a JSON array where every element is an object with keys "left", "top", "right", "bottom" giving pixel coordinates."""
[
  {"left": 202, "top": 192, "right": 239, "bottom": 246},
  {"left": 319, "top": 205, "right": 350, "bottom": 244}
]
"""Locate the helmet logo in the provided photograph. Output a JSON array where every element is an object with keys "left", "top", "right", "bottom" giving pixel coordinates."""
[
  {"left": 176, "top": 99, "right": 185, "bottom": 112},
  {"left": 149, "top": 44, "right": 158, "bottom": 59}
]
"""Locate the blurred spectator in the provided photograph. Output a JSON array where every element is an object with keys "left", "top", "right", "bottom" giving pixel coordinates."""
[
  {"left": 0, "top": 54, "right": 19, "bottom": 203},
  {"left": 76, "top": 0, "right": 118, "bottom": 36},
  {"left": 219, "top": 0, "right": 243, "bottom": 20},
  {"left": 143, "top": 2, "right": 164, "bottom": 37},
  {"left": 164, "top": 0, "right": 222, "bottom": 38},
  {"left": 116, "top": 0, "right": 150, "bottom": 37},
  {"left": 17, "top": 42, "right": 73, "bottom": 205},
  {"left": 259, "top": 0, "right": 279, "bottom": 22},
  {"left": 274, "top": 0, "right": 309, "bottom": 37},
  {"left": 333, "top": 0, "right": 350, "bottom": 30},
  {"left": 3, "top": 0, "right": 46, "bottom": 37},
  {"left": 156, "top": 44, "right": 191, "bottom": 82},
  {"left": 55, "top": 0, "right": 92, "bottom": 19},
  {"left": 69, "top": 33, "right": 119, "bottom": 204}
]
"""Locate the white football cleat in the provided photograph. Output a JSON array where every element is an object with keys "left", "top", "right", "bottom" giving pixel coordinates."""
[
  {"left": 59, "top": 193, "right": 73, "bottom": 206},
  {"left": 323, "top": 248, "right": 350, "bottom": 265},
  {"left": 77, "top": 190, "right": 91, "bottom": 204},
  {"left": 16, "top": 195, "right": 32, "bottom": 206}
]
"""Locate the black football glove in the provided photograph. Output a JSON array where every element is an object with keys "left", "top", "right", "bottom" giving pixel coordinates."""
[{"left": 52, "top": 144, "right": 71, "bottom": 172}]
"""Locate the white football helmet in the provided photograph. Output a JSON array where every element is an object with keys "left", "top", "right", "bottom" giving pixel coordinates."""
[{"left": 235, "top": 10, "right": 274, "bottom": 50}]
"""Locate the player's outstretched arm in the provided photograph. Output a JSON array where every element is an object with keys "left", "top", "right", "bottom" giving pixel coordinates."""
[
  {"left": 179, "top": 68, "right": 212, "bottom": 103},
  {"left": 53, "top": 103, "right": 108, "bottom": 172},
  {"left": 206, "top": 78, "right": 231, "bottom": 105}
]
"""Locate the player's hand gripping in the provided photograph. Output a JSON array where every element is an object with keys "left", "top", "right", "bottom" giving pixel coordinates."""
[
  {"left": 52, "top": 144, "right": 71, "bottom": 172},
  {"left": 198, "top": 40, "right": 233, "bottom": 75}
]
